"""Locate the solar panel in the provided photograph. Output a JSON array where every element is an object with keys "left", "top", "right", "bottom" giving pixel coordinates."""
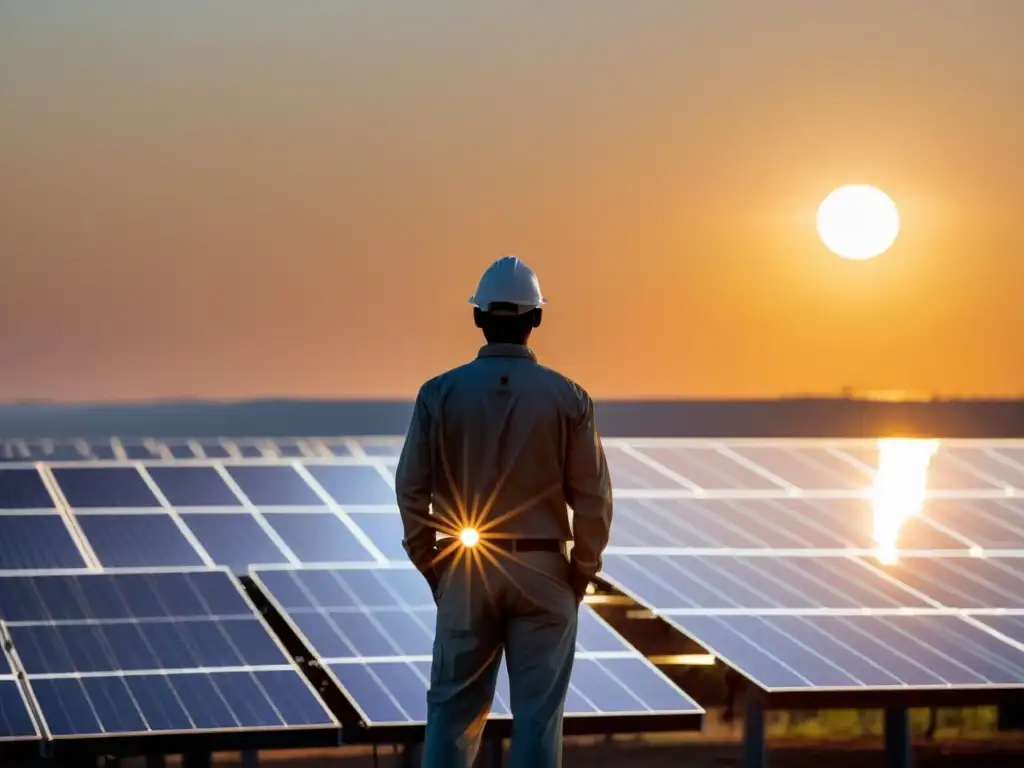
[
  {"left": 53, "top": 468, "right": 159, "bottom": 508},
  {"left": 0, "top": 569, "right": 338, "bottom": 750},
  {"left": 121, "top": 442, "right": 163, "bottom": 460},
  {"left": 607, "top": 498, "right": 962, "bottom": 551},
  {"left": 305, "top": 465, "right": 396, "bottom": 506},
  {"left": 0, "top": 516, "right": 87, "bottom": 570},
  {"left": 179, "top": 513, "right": 292, "bottom": 572},
  {"left": 664, "top": 613, "right": 1024, "bottom": 691},
  {"left": 601, "top": 554, "right": 929, "bottom": 611},
  {"left": 878, "top": 557, "right": 1024, "bottom": 609},
  {"left": 75, "top": 514, "right": 206, "bottom": 568},
  {"left": 251, "top": 565, "right": 703, "bottom": 733},
  {"left": 261, "top": 513, "right": 377, "bottom": 564},
  {"left": 226, "top": 466, "right": 323, "bottom": 507},
  {"left": 146, "top": 466, "right": 243, "bottom": 507},
  {"left": 344, "top": 512, "right": 407, "bottom": 561},
  {"left": 915, "top": 499, "right": 1024, "bottom": 549},
  {"left": 627, "top": 446, "right": 796, "bottom": 491},
  {"left": 0, "top": 469, "right": 55, "bottom": 509},
  {"left": 0, "top": 628, "right": 40, "bottom": 744}
]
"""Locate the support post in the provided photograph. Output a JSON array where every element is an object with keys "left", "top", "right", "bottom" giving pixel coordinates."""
[
  {"left": 401, "top": 741, "right": 420, "bottom": 768},
  {"left": 480, "top": 736, "right": 503, "bottom": 767},
  {"left": 240, "top": 751, "right": 260, "bottom": 768},
  {"left": 743, "top": 689, "right": 767, "bottom": 768},
  {"left": 884, "top": 707, "right": 912, "bottom": 768},
  {"left": 144, "top": 757, "right": 166, "bottom": 768}
]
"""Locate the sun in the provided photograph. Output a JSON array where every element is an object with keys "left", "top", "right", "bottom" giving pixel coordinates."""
[{"left": 816, "top": 184, "right": 900, "bottom": 260}]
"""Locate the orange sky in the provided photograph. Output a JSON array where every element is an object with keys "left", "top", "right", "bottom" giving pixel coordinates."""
[{"left": 1, "top": 2, "right": 1022, "bottom": 402}]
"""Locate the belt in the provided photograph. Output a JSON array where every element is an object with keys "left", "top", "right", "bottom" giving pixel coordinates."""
[{"left": 487, "top": 538, "right": 566, "bottom": 554}]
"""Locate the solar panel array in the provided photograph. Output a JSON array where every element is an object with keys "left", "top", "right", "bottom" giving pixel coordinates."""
[
  {"left": 251, "top": 564, "right": 701, "bottom": 729},
  {"left": 598, "top": 439, "right": 1024, "bottom": 701},
  {"left": 2, "top": 435, "right": 1024, "bottom": 754},
  {"left": 0, "top": 569, "right": 337, "bottom": 750}
]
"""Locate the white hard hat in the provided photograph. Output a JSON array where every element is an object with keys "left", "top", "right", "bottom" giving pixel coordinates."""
[{"left": 468, "top": 255, "right": 546, "bottom": 315}]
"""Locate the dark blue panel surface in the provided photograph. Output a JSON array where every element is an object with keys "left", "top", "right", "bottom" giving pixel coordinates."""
[
  {"left": 226, "top": 466, "right": 322, "bottom": 506},
  {"left": 181, "top": 513, "right": 288, "bottom": 572},
  {"left": 91, "top": 444, "right": 118, "bottom": 460},
  {"left": 601, "top": 554, "right": 928, "bottom": 610},
  {"left": 306, "top": 466, "right": 395, "bottom": 505},
  {"left": 671, "top": 613, "right": 1024, "bottom": 690},
  {"left": 10, "top": 618, "right": 285, "bottom": 674},
  {"left": 346, "top": 514, "right": 407, "bottom": 561},
  {"left": 42, "top": 445, "right": 89, "bottom": 461},
  {"left": 0, "top": 681, "right": 37, "bottom": 740},
  {"left": 168, "top": 444, "right": 198, "bottom": 459},
  {"left": 607, "top": 498, "right": 960, "bottom": 550},
  {"left": 881, "top": 557, "right": 1024, "bottom": 609},
  {"left": 0, "top": 516, "right": 86, "bottom": 570},
  {"left": 147, "top": 466, "right": 241, "bottom": 507},
  {"left": 31, "top": 670, "right": 333, "bottom": 737},
  {"left": 274, "top": 442, "right": 306, "bottom": 458},
  {"left": 358, "top": 443, "right": 404, "bottom": 458},
  {"left": 257, "top": 567, "right": 432, "bottom": 611},
  {"left": 265, "top": 514, "right": 376, "bottom": 563},
  {"left": 322, "top": 443, "right": 352, "bottom": 458},
  {"left": 199, "top": 443, "right": 230, "bottom": 459},
  {"left": 77, "top": 514, "right": 204, "bottom": 568},
  {"left": 238, "top": 445, "right": 265, "bottom": 459},
  {"left": 0, "top": 571, "right": 252, "bottom": 622},
  {"left": 0, "top": 470, "right": 54, "bottom": 509},
  {"left": 122, "top": 443, "right": 161, "bottom": 460},
  {"left": 53, "top": 468, "right": 159, "bottom": 508}
]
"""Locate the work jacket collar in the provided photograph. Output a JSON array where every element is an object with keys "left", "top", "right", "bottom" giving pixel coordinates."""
[{"left": 477, "top": 343, "right": 537, "bottom": 361}]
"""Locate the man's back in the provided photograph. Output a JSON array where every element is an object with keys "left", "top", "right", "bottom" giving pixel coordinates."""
[
  {"left": 410, "top": 343, "right": 583, "bottom": 540},
  {"left": 395, "top": 343, "right": 611, "bottom": 582}
]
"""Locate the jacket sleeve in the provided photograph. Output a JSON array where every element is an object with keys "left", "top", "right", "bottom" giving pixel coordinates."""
[
  {"left": 395, "top": 387, "right": 437, "bottom": 579},
  {"left": 564, "top": 391, "right": 613, "bottom": 581}
]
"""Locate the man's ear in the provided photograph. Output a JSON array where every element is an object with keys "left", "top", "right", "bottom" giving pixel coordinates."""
[{"left": 532, "top": 309, "right": 543, "bottom": 328}]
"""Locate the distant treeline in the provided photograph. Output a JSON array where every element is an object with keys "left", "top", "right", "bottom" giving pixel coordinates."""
[{"left": 0, "top": 398, "right": 1021, "bottom": 438}]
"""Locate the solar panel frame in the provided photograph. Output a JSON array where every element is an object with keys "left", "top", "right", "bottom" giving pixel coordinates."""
[
  {"left": 0, "top": 566, "right": 340, "bottom": 756},
  {"left": 249, "top": 562, "right": 704, "bottom": 742}
]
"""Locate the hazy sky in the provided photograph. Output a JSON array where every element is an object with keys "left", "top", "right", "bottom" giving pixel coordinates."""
[{"left": 2, "top": 1, "right": 1022, "bottom": 402}]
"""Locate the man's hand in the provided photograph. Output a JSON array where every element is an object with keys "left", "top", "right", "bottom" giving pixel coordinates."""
[
  {"left": 568, "top": 564, "right": 590, "bottom": 605},
  {"left": 425, "top": 545, "right": 455, "bottom": 604}
]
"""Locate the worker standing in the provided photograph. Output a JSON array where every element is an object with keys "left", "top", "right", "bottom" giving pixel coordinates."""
[{"left": 395, "top": 255, "right": 613, "bottom": 768}]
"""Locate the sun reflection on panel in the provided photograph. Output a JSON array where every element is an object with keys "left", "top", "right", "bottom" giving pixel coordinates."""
[{"left": 871, "top": 438, "right": 939, "bottom": 564}]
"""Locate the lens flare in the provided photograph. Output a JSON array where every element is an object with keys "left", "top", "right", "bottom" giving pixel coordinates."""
[
  {"left": 871, "top": 438, "right": 939, "bottom": 564},
  {"left": 459, "top": 528, "right": 480, "bottom": 548}
]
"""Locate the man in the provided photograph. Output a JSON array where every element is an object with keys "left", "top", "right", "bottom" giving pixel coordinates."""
[{"left": 395, "top": 255, "right": 613, "bottom": 768}]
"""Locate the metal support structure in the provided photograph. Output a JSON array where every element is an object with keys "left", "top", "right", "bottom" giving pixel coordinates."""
[
  {"left": 240, "top": 751, "right": 260, "bottom": 767},
  {"left": 144, "top": 757, "right": 166, "bottom": 768},
  {"left": 743, "top": 690, "right": 767, "bottom": 768},
  {"left": 182, "top": 753, "right": 212, "bottom": 768},
  {"left": 884, "top": 707, "right": 912, "bottom": 768}
]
